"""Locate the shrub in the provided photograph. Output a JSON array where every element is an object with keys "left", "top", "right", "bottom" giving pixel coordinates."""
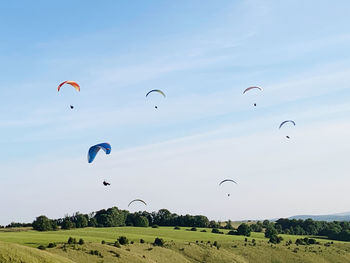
[
  {"left": 153, "top": 237, "right": 165, "bottom": 247},
  {"left": 190, "top": 227, "right": 197, "bottom": 231},
  {"left": 61, "top": 218, "right": 75, "bottom": 230},
  {"left": 174, "top": 226, "right": 181, "bottom": 230},
  {"left": 200, "top": 229, "right": 207, "bottom": 232},
  {"left": 114, "top": 241, "right": 121, "bottom": 248},
  {"left": 131, "top": 241, "right": 134, "bottom": 244},
  {"left": 212, "top": 228, "right": 220, "bottom": 234},
  {"left": 78, "top": 238, "right": 84, "bottom": 245},
  {"left": 118, "top": 236, "right": 129, "bottom": 245},
  {"left": 265, "top": 226, "right": 278, "bottom": 239},
  {"left": 37, "top": 245, "right": 46, "bottom": 250},
  {"left": 227, "top": 230, "right": 236, "bottom": 235},
  {"left": 213, "top": 241, "right": 221, "bottom": 249},
  {"left": 140, "top": 239, "right": 145, "bottom": 243},
  {"left": 237, "top": 224, "right": 251, "bottom": 237},
  {"left": 47, "top": 243, "right": 56, "bottom": 248},
  {"left": 152, "top": 225, "right": 159, "bottom": 228},
  {"left": 101, "top": 240, "right": 105, "bottom": 244},
  {"left": 32, "top": 216, "right": 54, "bottom": 232},
  {"left": 68, "top": 237, "right": 76, "bottom": 244},
  {"left": 269, "top": 235, "right": 283, "bottom": 244}
]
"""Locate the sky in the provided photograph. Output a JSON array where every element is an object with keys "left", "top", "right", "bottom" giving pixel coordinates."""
[{"left": 0, "top": 0, "right": 350, "bottom": 225}]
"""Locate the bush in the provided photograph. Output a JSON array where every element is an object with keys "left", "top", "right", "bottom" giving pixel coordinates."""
[
  {"left": 227, "top": 230, "right": 236, "bottom": 235},
  {"left": 118, "top": 236, "right": 129, "bottom": 245},
  {"left": 68, "top": 237, "right": 76, "bottom": 244},
  {"left": 153, "top": 237, "right": 165, "bottom": 247},
  {"left": 131, "top": 241, "right": 134, "bottom": 244},
  {"left": 140, "top": 239, "right": 145, "bottom": 243},
  {"left": 265, "top": 226, "right": 278, "bottom": 239},
  {"left": 37, "top": 245, "right": 46, "bottom": 250},
  {"left": 78, "top": 238, "right": 84, "bottom": 245},
  {"left": 152, "top": 225, "right": 159, "bottom": 228},
  {"left": 200, "top": 229, "right": 207, "bottom": 232},
  {"left": 32, "top": 216, "right": 55, "bottom": 232},
  {"left": 47, "top": 243, "right": 56, "bottom": 248},
  {"left": 61, "top": 218, "right": 75, "bottom": 230},
  {"left": 101, "top": 240, "right": 105, "bottom": 244},
  {"left": 213, "top": 241, "right": 221, "bottom": 249},
  {"left": 212, "top": 228, "right": 220, "bottom": 234},
  {"left": 269, "top": 235, "right": 283, "bottom": 244},
  {"left": 174, "top": 226, "right": 181, "bottom": 230},
  {"left": 190, "top": 227, "right": 197, "bottom": 231},
  {"left": 237, "top": 223, "right": 251, "bottom": 237},
  {"left": 114, "top": 241, "right": 121, "bottom": 248}
]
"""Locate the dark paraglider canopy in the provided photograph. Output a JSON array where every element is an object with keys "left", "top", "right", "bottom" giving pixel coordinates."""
[
  {"left": 128, "top": 199, "right": 147, "bottom": 207},
  {"left": 146, "top": 89, "right": 165, "bottom": 109},
  {"left": 70, "top": 105, "right": 74, "bottom": 109},
  {"left": 243, "top": 86, "right": 263, "bottom": 107},
  {"left": 219, "top": 179, "right": 237, "bottom": 186},
  {"left": 279, "top": 120, "right": 296, "bottom": 139}
]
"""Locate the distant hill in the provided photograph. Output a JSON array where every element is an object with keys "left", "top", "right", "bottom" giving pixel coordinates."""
[{"left": 288, "top": 211, "right": 350, "bottom": 222}]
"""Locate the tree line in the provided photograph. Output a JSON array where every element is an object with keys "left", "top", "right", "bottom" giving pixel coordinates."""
[
  {"left": 30, "top": 207, "right": 212, "bottom": 231},
  {"left": 264, "top": 218, "right": 350, "bottom": 242},
  {"left": 4, "top": 208, "right": 350, "bottom": 242}
]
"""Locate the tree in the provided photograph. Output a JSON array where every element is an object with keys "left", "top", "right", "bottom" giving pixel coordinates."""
[
  {"left": 265, "top": 225, "right": 278, "bottom": 239},
  {"left": 237, "top": 223, "right": 251, "bottom": 237},
  {"left": 250, "top": 223, "right": 263, "bottom": 232},
  {"left": 61, "top": 217, "right": 75, "bottom": 230},
  {"left": 262, "top": 220, "right": 270, "bottom": 228},
  {"left": 32, "top": 216, "right": 54, "bottom": 231},
  {"left": 88, "top": 217, "right": 97, "bottom": 227},
  {"left": 73, "top": 213, "right": 88, "bottom": 228},
  {"left": 224, "top": 220, "right": 234, "bottom": 230},
  {"left": 269, "top": 235, "right": 283, "bottom": 244},
  {"left": 134, "top": 216, "right": 149, "bottom": 227},
  {"left": 209, "top": 220, "right": 220, "bottom": 229}
]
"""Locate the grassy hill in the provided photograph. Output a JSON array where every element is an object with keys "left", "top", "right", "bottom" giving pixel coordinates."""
[{"left": 1, "top": 227, "right": 350, "bottom": 262}]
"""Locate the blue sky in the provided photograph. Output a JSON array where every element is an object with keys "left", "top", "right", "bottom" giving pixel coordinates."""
[{"left": 0, "top": 0, "right": 350, "bottom": 225}]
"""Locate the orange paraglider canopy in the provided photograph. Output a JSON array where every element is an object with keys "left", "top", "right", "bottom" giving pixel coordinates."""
[{"left": 57, "top": 81, "right": 80, "bottom": 92}]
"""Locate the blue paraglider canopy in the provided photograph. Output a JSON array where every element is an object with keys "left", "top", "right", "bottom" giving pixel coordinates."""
[{"left": 88, "top": 143, "right": 111, "bottom": 163}]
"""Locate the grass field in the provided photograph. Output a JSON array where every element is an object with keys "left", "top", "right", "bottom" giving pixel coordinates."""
[{"left": 0, "top": 227, "right": 350, "bottom": 262}]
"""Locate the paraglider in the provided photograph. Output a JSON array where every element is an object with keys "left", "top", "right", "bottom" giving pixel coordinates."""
[
  {"left": 243, "top": 86, "right": 263, "bottom": 107},
  {"left": 219, "top": 179, "right": 237, "bottom": 197},
  {"left": 88, "top": 143, "right": 111, "bottom": 163},
  {"left": 279, "top": 120, "right": 296, "bottom": 139},
  {"left": 57, "top": 81, "right": 80, "bottom": 92},
  {"left": 58, "top": 81, "right": 80, "bottom": 109},
  {"left": 279, "top": 120, "right": 296, "bottom": 129},
  {"left": 103, "top": 181, "right": 111, "bottom": 186},
  {"left": 146, "top": 89, "right": 166, "bottom": 109},
  {"left": 219, "top": 179, "right": 237, "bottom": 186},
  {"left": 128, "top": 199, "right": 147, "bottom": 207}
]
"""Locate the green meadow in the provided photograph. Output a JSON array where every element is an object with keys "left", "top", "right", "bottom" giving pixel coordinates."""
[{"left": 1, "top": 227, "right": 350, "bottom": 263}]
